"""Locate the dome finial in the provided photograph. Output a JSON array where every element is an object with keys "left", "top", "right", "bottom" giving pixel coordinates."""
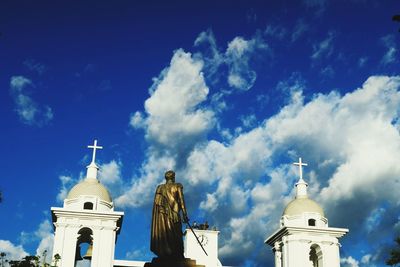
[
  {"left": 86, "top": 139, "right": 103, "bottom": 179},
  {"left": 293, "top": 157, "right": 308, "bottom": 198}
]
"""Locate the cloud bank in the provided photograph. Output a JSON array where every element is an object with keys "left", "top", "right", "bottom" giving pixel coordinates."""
[
  {"left": 120, "top": 64, "right": 400, "bottom": 265},
  {"left": 0, "top": 219, "right": 54, "bottom": 265},
  {"left": 0, "top": 240, "right": 28, "bottom": 263}
]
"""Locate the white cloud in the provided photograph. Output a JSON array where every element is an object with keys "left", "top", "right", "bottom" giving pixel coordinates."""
[
  {"left": 381, "top": 34, "right": 397, "bottom": 65},
  {"left": 0, "top": 240, "right": 28, "bottom": 262},
  {"left": 115, "top": 155, "right": 175, "bottom": 208},
  {"left": 194, "top": 29, "right": 224, "bottom": 79},
  {"left": 358, "top": 56, "right": 368, "bottom": 67},
  {"left": 129, "top": 111, "right": 145, "bottom": 129},
  {"left": 382, "top": 47, "right": 397, "bottom": 65},
  {"left": 99, "top": 160, "right": 124, "bottom": 200},
  {"left": 125, "top": 247, "right": 149, "bottom": 260},
  {"left": 135, "top": 49, "right": 214, "bottom": 155},
  {"left": 9, "top": 76, "right": 54, "bottom": 126},
  {"left": 275, "top": 72, "right": 306, "bottom": 96},
  {"left": 195, "top": 30, "right": 268, "bottom": 92},
  {"left": 9, "top": 220, "right": 54, "bottom": 265},
  {"left": 303, "top": 0, "right": 328, "bottom": 16},
  {"left": 99, "top": 160, "right": 122, "bottom": 185},
  {"left": 341, "top": 256, "right": 360, "bottom": 267},
  {"left": 199, "top": 193, "right": 218, "bottom": 212},
  {"left": 264, "top": 24, "right": 287, "bottom": 40},
  {"left": 320, "top": 65, "right": 335, "bottom": 78},
  {"left": 226, "top": 35, "right": 268, "bottom": 91},
  {"left": 361, "top": 254, "right": 372, "bottom": 264},
  {"left": 311, "top": 31, "right": 335, "bottom": 60},
  {"left": 56, "top": 175, "right": 75, "bottom": 202},
  {"left": 23, "top": 59, "right": 47, "bottom": 75},
  {"left": 364, "top": 207, "right": 385, "bottom": 233},
  {"left": 318, "top": 77, "right": 400, "bottom": 206},
  {"left": 291, "top": 19, "right": 309, "bottom": 42},
  {"left": 34, "top": 220, "right": 54, "bottom": 258},
  {"left": 10, "top": 75, "right": 31, "bottom": 90},
  {"left": 217, "top": 166, "right": 290, "bottom": 264},
  {"left": 240, "top": 114, "right": 257, "bottom": 128}
]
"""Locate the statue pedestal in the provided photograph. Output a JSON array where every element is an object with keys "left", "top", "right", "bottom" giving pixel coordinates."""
[{"left": 144, "top": 257, "right": 205, "bottom": 267}]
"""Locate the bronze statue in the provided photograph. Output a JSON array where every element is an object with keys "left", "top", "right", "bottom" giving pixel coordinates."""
[{"left": 150, "top": 170, "right": 189, "bottom": 259}]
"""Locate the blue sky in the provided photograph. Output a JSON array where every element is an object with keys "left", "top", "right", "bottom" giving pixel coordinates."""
[{"left": 1, "top": 1, "right": 400, "bottom": 266}]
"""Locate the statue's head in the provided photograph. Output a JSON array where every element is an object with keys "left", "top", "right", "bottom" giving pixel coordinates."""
[{"left": 165, "top": 170, "right": 175, "bottom": 182}]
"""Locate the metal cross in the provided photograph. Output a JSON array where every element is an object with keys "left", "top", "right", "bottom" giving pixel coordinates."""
[
  {"left": 293, "top": 157, "right": 308, "bottom": 181},
  {"left": 88, "top": 140, "right": 103, "bottom": 163}
]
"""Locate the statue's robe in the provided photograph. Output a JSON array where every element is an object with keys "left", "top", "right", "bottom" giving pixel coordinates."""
[{"left": 150, "top": 182, "right": 187, "bottom": 258}]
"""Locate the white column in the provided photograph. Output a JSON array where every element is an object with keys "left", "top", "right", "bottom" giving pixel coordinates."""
[
  {"left": 274, "top": 242, "right": 282, "bottom": 267},
  {"left": 281, "top": 236, "right": 288, "bottom": 267},
  {"left": 52, "top": 224, "right": 66, "bottom": 260},
  {"left": 321, "top": 241, "right": 341, "bottom": 267},
  {"left": 59, "top": 226, "right": 79, "bottom": 267},
  {"left": 91, "top": 228, "right": 100, "bottom": 267}
]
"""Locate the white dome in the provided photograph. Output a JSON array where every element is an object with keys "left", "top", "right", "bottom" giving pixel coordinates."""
[{"left": 67, "top": 178, "right": 112, "bottom": 203}]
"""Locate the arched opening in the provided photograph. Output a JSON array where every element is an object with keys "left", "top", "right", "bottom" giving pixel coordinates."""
[
  {"left": 75, "top": 227, "right": 93, "bottom": 267},
  {"left": 83, "top": 202, "right": 94, "bottom": 210},
  {"left": 309, "top": 244, "right": 323, "bottom": 267},
  {"left": 308, "top": 219, "right": 316, "bottom": 226}
]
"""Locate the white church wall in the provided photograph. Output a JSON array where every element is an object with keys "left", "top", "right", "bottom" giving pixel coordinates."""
[{"left": 51, "top": 207, "right": 123, "bottom": 267}]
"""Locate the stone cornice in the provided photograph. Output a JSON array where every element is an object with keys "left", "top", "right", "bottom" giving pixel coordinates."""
[
  {"left": 51, "top": 207, "right": 124, "bottom": 232},
  {"left": 265, "top": 225, "right": 348, "bottom": 246},
  {"left": 51, "top": 207, "right": 123, "bottom": 219}
]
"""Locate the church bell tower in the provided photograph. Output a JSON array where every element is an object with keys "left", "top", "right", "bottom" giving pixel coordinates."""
[
  {"left": 51, "top": 140, "right": 124, "bottom": 267},
  {"left": 265, "top": 158, "right": 348, "bottom": 267}
]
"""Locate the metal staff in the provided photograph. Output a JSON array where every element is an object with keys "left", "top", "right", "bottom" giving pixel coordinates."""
[{"left": 185, "top": 220, "right": 208, "bottom": 256}]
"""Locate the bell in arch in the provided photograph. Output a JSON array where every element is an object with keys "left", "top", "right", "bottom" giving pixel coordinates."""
[{"left": 83, "top": 243, "right": 93, "bottom": 260}]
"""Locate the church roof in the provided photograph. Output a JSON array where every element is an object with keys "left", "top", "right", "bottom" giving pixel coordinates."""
[
  {"left": 67, "top": 177, "right": 112, "bottom": 202},
  {"left": 283, "top": 197, "right": 324, "bottom": 216}
]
